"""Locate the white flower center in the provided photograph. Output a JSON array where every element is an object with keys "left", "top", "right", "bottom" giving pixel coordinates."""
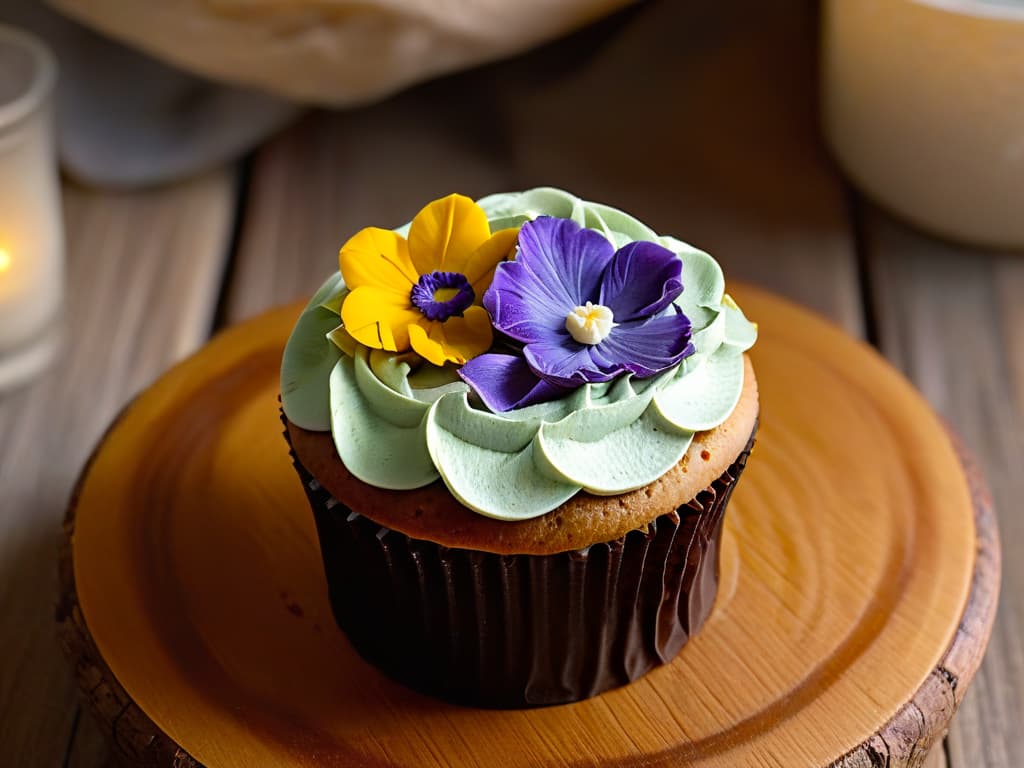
[{"left": 565, "top": 302, "right": 616, "bottom": 345}]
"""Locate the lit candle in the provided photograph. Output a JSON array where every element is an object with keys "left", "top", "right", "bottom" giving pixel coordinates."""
[
  {"left": 0, "top": 25, "right": 63, "bottom": 391},
  {"left": 822, "top": 0, "right": 1024, "bottom": 248}
]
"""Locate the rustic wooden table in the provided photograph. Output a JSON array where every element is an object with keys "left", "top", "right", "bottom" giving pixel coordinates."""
[{"left": 0, "top": 2, "right": 1019, "bottom": 766}]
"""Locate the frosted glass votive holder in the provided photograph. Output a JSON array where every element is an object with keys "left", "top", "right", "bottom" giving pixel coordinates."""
[{"left": 0, "top": 24, "right": 63, "bottom": 392}]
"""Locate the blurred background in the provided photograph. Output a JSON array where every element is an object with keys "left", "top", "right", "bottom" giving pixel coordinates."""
[{"left": 0, "top": 0, "right": 1020, "bottom": 766}]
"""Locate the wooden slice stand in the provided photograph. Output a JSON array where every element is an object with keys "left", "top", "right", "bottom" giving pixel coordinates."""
[{"left": 57, "top": 286, "right": 999, "bottom": 767}]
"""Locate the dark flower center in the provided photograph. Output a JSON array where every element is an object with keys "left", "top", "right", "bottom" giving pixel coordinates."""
[{"left": 410, "top": 270, "right": 475, "bottom": 322}]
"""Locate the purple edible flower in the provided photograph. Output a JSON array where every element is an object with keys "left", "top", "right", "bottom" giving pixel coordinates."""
[{"left": 460, "top": 216, "right": 694, "bottom": 412}]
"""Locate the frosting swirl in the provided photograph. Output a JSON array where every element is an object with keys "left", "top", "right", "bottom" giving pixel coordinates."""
[{"left": 281, "top": 188, "right": 757, "bottom": 520}]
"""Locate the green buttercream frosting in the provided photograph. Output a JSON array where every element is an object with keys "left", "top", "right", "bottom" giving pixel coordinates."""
[{"left": 281, "top": 187, "right": 757, "bottom": 520}]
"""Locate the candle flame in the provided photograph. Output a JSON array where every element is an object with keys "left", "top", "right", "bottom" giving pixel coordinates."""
[{"left": 0, "top": 249, "right": 10, "bottom": 273}]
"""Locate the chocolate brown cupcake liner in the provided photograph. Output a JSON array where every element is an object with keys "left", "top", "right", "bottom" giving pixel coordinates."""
[{"left": 285, "top": 426, "right": 755, "bottom": 708}]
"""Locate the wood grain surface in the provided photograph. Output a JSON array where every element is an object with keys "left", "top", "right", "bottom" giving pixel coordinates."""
[
  {"left": 861, "top": 206, "right": 1024, "bottom": 767},
  {"left": 61, "top": 287, "right": 987, "bottom": 767},
  {"left": 0, "top": 174, "right": 236, "bottom": 767}
]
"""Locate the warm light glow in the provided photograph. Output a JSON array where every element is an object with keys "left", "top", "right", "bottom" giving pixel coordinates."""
[{"left": 0, "top": 249, "right": 10, "bottom": 273}]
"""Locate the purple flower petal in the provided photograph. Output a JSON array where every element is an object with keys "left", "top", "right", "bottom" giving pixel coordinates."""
[
  {"left": 459, "top": 353, "right": 573, "bottom": 412},
  {"left": 599, "top": 240, "right": 683, "bottom": 322},
  {"left": 484, "top": 217, "right": 614, "bottom": 343},
  {"left": 523, "top": 337, "right": 620, "bottom": 386},
  {"left": 481, "top": 281, "right": 564, "bottom": 345},
  {"left": 596, "top": 310, "right": 694, "bottom": 378},
  {"left": 518, "top": 217, "right": 615, "bottom": 307}
]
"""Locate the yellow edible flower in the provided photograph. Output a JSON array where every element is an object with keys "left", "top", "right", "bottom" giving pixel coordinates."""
[{"left": 339, "top": 194, "right": 517, "bottom": 366}]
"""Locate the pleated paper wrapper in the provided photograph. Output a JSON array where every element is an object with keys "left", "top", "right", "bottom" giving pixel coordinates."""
[{"left": 286, "top": 426, "right": 755, "bottom": 708}]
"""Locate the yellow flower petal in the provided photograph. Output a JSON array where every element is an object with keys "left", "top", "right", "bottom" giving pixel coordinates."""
[
  {"left": 463, "top": 226, "right": 519, "bottom": 299},
  {"left": 341, "top": 285, "right": 421, "bottom": 352},
  {"left": 408, "top": 323, "right": 445, "bottom": 366},
  {"left": 408, "top": 306, "right": 493, "bottom": 366},
  {"left": 339, "top": 227, "right": 418, "bottom": 294},
  {"left": 407, "top": 194, "right": 492, "bottom": 276}
]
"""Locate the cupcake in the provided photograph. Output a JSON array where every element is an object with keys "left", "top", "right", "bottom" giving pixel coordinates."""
[{"left": 281, "top": 188, "right": 758, "bottom": 708}]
